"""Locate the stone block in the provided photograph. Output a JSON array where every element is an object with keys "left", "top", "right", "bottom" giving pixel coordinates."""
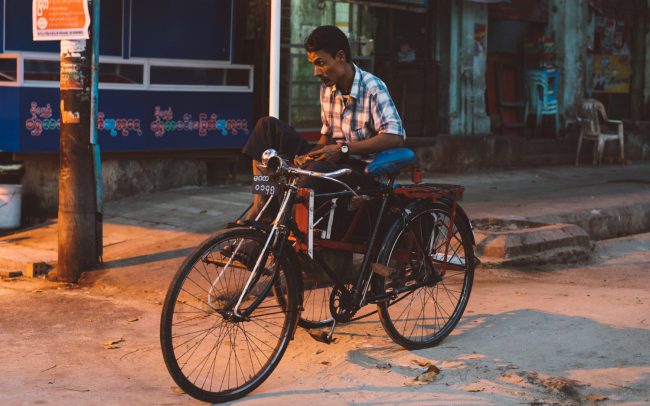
[
  {"left": 0, "top": 270, "right": 22, "bottom": 278},
  {"left": 24, "top": 262, "right": 50, "bottom": 278}
]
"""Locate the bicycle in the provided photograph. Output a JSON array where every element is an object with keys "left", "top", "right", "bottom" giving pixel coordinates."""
[{"left": 160, "top": 147, "right": 477, "bottom": 403}]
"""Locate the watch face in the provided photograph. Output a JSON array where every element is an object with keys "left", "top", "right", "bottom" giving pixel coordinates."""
[{"left": 341, "top": 144, "right": 349, "bottom": 154}]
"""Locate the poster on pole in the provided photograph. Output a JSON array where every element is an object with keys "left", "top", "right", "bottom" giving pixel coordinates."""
[{"left": 32, "top": 0, "right": 91, "bottom": 41}]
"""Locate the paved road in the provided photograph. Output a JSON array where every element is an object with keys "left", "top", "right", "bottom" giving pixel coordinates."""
[{"left": 1, "top": 232, "right": 648, "bottom": 405}]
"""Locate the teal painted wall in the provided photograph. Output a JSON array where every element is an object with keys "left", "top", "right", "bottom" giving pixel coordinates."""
[
  {"left": 548, "top": 0, "right": 592, "bottom": 120},
  {"left": 437, "top": 0, "right": 490, "bottom": 135}
]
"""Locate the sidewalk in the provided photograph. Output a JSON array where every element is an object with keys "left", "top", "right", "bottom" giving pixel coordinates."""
[{"left": 0, "top": 162, "right": 648, "bottom": 292}]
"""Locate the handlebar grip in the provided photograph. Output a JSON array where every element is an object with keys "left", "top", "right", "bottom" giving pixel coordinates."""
[
  {"left": 289, "top": 167, "right": 351, "bottom": 179},
  {"left": 326, "top": 168, "right": 352, "bottom": 178}
]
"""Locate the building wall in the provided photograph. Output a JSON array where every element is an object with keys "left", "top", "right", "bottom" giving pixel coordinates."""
[
  {"left": 437, "top": 0, "right": 491, "bottom": 135},
  {"left": 548, "top": 0, "right": 591, "bottom": 119},
  {"left": 20, "top": 156, "right": 212, "bottom": 223},
  {"left": 646, "top": 0, "right": 650, "bottom": 118}
]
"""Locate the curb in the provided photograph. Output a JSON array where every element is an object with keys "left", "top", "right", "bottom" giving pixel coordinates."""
[
  {"left": 474, "top": 219, "right": 591, "bottom": 267},
  {"left": 472, "top": 202, "right": 650, "bottom": 267},
  {"left": 532, "top": 202, "right": 650, "bottom": 241}
]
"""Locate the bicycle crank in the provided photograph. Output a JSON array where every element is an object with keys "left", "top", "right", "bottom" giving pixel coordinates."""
[{"left": 329, "top": 284, "right": 358, "bottom": 323}]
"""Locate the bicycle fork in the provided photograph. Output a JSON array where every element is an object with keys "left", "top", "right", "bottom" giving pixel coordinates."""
[{"left": 228, "top": 185, "right": 296, "bottom": 319}]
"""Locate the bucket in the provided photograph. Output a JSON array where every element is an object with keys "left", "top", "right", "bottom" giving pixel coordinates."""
[{"left": 0, "top": 184, "right": 22, "bottom": 229}]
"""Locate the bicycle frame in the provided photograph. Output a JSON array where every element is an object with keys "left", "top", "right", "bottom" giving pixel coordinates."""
[{"left": 229, "top": 152, "right": 467, "bottom": 323}]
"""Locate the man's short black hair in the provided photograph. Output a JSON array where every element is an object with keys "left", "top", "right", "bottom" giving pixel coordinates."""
[{"left": 304, "top": 25, "right": 351, "bottom": 62}]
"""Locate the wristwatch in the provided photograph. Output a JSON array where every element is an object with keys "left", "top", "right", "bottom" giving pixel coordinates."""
[{"left": 340, "top": 143, "right": 350, "bottom": 155}]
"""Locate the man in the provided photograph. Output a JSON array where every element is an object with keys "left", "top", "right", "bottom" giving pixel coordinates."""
[{"left": 242, "top": 25, "right": 405, "bottom": 219}]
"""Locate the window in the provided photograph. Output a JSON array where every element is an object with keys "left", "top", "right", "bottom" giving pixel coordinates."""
[
  {"left": 4, "top": 55, "right": 251, "bottom": 90},
  {"left": 150, "top": 66, "right": 249, "bottom": 87},
  {"left": 0, "top": 58, "right": 18, "bottom": 82},
  {"left": 24, "top": 59, "right": 59, "bottom": 82},
  {"left": 131, "top": 0, "right": 233, "bottom": 61},
  {"left": 99, "top": 63, "right": 144, "bottom": 84}
]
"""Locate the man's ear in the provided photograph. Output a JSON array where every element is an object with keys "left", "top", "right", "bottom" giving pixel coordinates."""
[{"left": 336, "top": 50, "right": 347, "bottom": 63}]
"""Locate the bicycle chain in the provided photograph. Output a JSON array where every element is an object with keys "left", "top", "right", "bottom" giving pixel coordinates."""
[{"left": 329, "top": 284, "right": 358, "bottom": 323}]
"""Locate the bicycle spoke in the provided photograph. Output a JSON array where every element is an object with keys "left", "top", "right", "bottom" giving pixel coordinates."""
[
  {"left": 377, "top": 204, "right": 474, "bottom": 349},
  {"left": 161, "top": 228, "right": 298, "bottom": 401}
]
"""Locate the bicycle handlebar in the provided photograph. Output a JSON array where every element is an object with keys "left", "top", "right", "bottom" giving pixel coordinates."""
[{"left": 260, "top": 149, "right": 359, "bottom": 197}]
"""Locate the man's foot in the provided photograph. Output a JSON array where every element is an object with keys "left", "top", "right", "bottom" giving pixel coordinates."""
[
  {"left": 248, "top": 194, "right": 265, "bottom": 221},
  {"left": 220, "top": 241, "right": 261, "bottom": 269}
]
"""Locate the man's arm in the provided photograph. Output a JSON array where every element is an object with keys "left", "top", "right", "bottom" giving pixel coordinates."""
[
  {"left": 305, "top": 132, "right": 403, "bottom": 162},
  {"left": 346, "top": 132, "right": 403, "bottom": 155},
  {"left": 312, "top": 134, "right": 330, "bottom": 150}
]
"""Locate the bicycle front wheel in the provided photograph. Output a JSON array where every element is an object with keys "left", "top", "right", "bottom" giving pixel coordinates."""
[
  {"left": 160, "top": 228, "right": 299, "bottom": 403},
  {"left": 299, "top": 281, "right": 334, "bottom": 328},
  {"left": 374, "top": 202, "right": 475, "bottom": 350}
]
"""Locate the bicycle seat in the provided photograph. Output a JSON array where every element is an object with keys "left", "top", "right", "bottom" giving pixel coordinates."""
[{"left": 364, "top": 148, "right": 416, "bottom": 176}]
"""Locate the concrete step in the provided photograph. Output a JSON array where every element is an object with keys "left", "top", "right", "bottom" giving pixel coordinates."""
[
  {"left": 522, "top": 138, "right": 576, "bottom": 155},
  {"left": 532, "top": 202, "right": 650, "bottom": 241},
  {"left": 473, "top": 219, "right": 591, "bottom": 267},
  {"left": 524, "top": 152, "right": 577, "bottom": 167}
]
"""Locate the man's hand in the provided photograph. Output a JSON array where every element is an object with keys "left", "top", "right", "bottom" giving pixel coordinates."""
[
  {"left": 307, "top": 144, "right": 342, "bottom": 163},
  {"left": 293, "top": 154, "right": 314, "bottom": 167}
]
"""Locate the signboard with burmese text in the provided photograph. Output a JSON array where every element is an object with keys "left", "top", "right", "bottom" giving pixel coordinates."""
[
  {"left": 32, "top": 0, "right": 91, "bottom": 41},
  {"left": 0, "top": 87, "right": 252, "bottom": 153}
]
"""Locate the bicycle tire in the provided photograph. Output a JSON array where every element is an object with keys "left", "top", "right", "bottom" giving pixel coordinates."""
[
  {"left": 160, "top": 227, "right": 299, "bottom": 403},
  {"left": 374, "top": 201, "right": 475, "bottom": 350}
]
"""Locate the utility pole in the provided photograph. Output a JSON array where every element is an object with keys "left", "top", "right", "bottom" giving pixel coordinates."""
[
  {"left": 54, "top": 0, "right": 100, "bottom": 282},
  {"left": 90, "top": 0, "right": 103, "bottom": 263}
]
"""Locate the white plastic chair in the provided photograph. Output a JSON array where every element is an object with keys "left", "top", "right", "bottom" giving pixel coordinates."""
[{"left": 575, "top": 99, "right": 624, "bottom": 166}]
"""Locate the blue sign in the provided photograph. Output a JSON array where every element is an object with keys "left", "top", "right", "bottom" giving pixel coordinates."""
[{"left": 0, "top": 87, "right": 252, "bottom": 153}]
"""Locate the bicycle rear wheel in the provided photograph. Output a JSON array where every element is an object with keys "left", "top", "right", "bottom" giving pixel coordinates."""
[
  {"left": 374, "top": 202, "right": 475, "bottom": 350},
  {"left": 160, "top": 228, "right": 299, "bottom": 403}
]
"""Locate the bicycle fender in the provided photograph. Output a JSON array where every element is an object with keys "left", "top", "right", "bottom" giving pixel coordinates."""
[
  {"left": 438, "top": 197, "right": 476, "bottom": 247},
  {"left": 402, "top": 198, "right": 476, "bottom": 247},
  {"left": 282, "top": 248, "right": 305, "bottom": 340}
]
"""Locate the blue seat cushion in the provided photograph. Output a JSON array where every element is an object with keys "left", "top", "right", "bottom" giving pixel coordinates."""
[{"left": 365, "top": 148, "right": 416, "bottom": 176}]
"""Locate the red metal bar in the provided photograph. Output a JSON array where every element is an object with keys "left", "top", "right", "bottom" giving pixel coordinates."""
[{"left": 441, "top": 189, "right": 460, "bottom": 277}]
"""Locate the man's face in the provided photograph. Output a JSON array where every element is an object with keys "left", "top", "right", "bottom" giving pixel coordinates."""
[{"left": 307, "top": 49, "right": 346, "bottom": 87}]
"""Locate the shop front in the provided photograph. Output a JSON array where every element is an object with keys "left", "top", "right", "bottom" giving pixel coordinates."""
[
  {"left": 0, "top": 0, "right": 254, "bottom": 219},
  {"left": 0, "top": 0, "right": 254, "bottom": 154},
  {"left": 281, "top": 0, "right": 439, "bottom": 139},
  {"left": 589, "top": 0, "right": 647, "bottom": 120},
  {"left": 485, "top": 0, "right": 649, "bottom": 137},
  {"left": 485, "top": 0, "right": 552, "bottom": 136}
]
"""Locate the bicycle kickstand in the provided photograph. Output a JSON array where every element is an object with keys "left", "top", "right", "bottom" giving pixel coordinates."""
[
  {"left": 307, "top": 320, "right": 337, "bottom": 344},
  {"left": 326, "top": 319, "right": 337, "bottom": 343}
]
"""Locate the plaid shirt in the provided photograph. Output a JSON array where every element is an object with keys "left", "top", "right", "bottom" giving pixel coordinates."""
[{"left": 320, "top": 65, "right": 405, "bottom": 147}]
